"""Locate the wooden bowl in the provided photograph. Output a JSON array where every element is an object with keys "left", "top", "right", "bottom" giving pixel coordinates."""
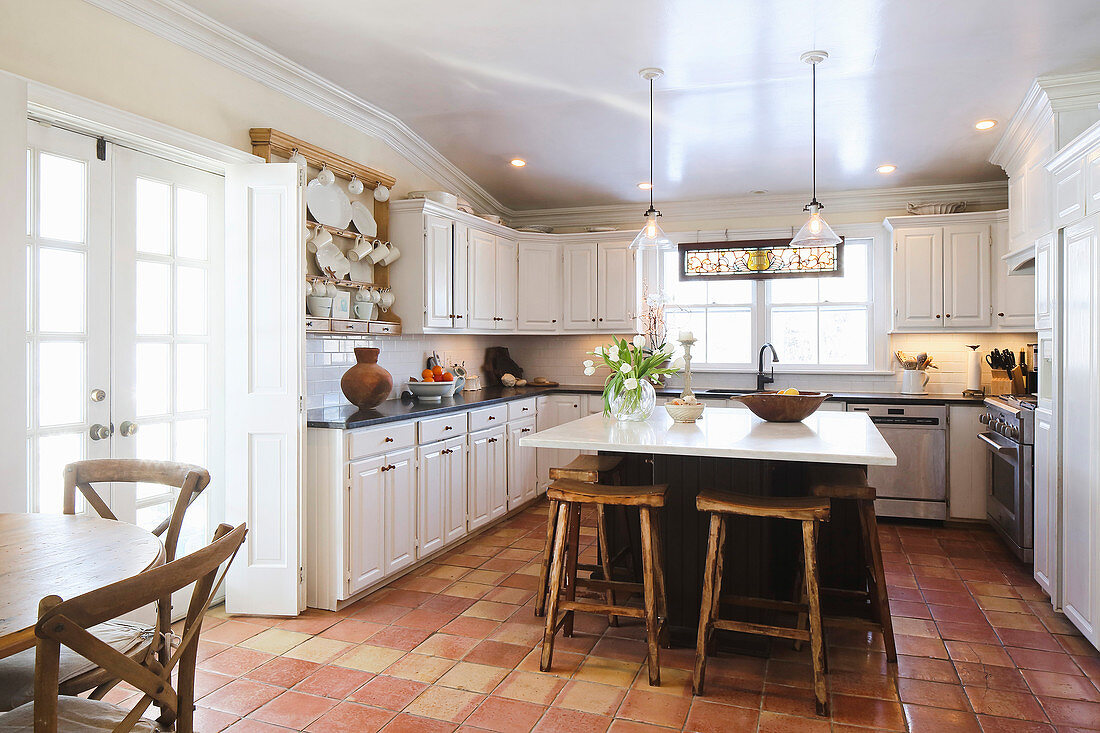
[{"left": 733, "top": 391, "right": 831, "bottom": 422}]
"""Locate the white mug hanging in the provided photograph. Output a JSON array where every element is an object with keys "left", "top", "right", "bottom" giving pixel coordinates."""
[
  {"left": 311, "top": 227, "right": 333, "bottom": 250},
  {"left": 379, "top": 290, "right": 395, "bottom": 312},
  {"left": 347, "top": 175, "right": 364, "bottom": 196},
  {"left": 288, "top": 148, "right": 307, "bottom": 167},
  {"left": 368, "top": 286, "right": 382, "bottom": 304},
  {"left": 305, "top": 225, "right": 317, "bottom": 253},
  {"left": 316, "top": 163, "right": 335, "bottom": 186},
  {"left": 348, "top": 235, "right": 373, "bottom": 263},
  {"left": 380, "top": 243, "right": 402, "bottom": 266},
  {"left": 324, "top": 281, "right": 340, "bottom": 298},
  {"left": 367, "top": 239, "right": 390, "bottom": 264},
  {"left": 373, "top": 184, "right": 390, "bottom": 202}
]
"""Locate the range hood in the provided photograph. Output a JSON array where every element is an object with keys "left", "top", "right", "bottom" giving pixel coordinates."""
[{"left": 1002, "top": 242, "right": 1036, "bottom": 275}]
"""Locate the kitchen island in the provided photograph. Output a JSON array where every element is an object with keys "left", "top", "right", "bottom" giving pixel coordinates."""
[{"left": 520, "top": 409, "right": 896, "bottom": 644}]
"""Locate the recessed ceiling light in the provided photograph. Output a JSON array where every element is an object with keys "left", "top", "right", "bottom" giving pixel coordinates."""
[
  {"left": 637, "top": 182, "right": 653, "bottom": 190},
  {"left": 509, "top": 158, "right": 527, "bottom": 167},
  {"left": 975, "top": 119, "right": 997, "bottom": 131},
  {"left": 876, "top": 164, "right": 897, "bottom": 174},
  {"left": 750, "top": 189, "right": 769, "bottom": 195}
]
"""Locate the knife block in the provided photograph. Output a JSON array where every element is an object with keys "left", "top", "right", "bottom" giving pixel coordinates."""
[{"left": 990, "top": 376, "right": 1014, "bottom": 395}]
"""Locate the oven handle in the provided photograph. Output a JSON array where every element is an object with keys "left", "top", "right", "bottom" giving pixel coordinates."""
[{"left": 978, "top": 432, "right": 1017, "bottom": 456}]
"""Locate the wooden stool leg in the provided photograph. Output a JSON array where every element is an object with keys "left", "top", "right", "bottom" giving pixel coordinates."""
[
  {"left": 618, "top": 505, "right": 637, "bottom": 582},
  {"left": 793, "top": 561, "right": 807, "bottom": 652},
  {"left": 639, "top": 506, "right": 662, "bottom": 686},
  {"left": 540, "top": 502, "right": 571, "bottom": 672},
  {"left": 802, "top": 519, "right": 828, "bottom": 717},
  {"left": 693, "top": 512, "right": 723, "bottom": 695},
  {"left": 595, "top": 505, "right": 618, "bottom": 626},
  {"left": 535, "top": 498, "right": 560, "bottom": 618},
  {"left": 563, "top": 503, "right": 582, "bottom": 638},
  {"left": 651, "top": 511, "right": 669, "bottom": 647},
  {"left": 860, "top": 499, "right": 897, "bottom": 663},
  {"left": 708, "top": 516, "right": 727, "bottom": 655}
]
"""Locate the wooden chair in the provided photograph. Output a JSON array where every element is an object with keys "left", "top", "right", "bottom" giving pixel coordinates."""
[
  {"left": 693, "top": 490, "right": 831, "bottom": 716},
  {"left": 808, "top": 465, "right": 897, "bottom": 663},
  {"left": 0, "top": 523, "right": 246, "bottom": 733},
  {"left": 541, "top": 479, "right": 669, "bottom": 686},
  {"left": 0, "top": 460, "right": 210, "bottom": 711},
  {"left": 536, "top": 455, "right": 635, "bottom": 624}
]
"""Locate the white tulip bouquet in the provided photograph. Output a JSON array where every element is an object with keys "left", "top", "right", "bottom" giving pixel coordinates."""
[{"left": 584, "top": 334, "right": 680, "bottom": 418}]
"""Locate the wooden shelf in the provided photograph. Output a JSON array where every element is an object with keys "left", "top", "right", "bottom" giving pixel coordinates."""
[
  {"left": 306, "top": 273, "right": 391, "bottom": 290},
  {"left": 250, "top": 128, "right": 396, "bottom": 189}
]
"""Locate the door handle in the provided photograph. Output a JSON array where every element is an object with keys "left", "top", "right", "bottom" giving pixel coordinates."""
[
  {"left": 89, "top": 423, "right": 111, "bottom": 441},
  {"left": 119, "top": 420, "right": 139, "bottom": 437},
  {"left": 977, "top": 432, "right": 1016, "bottom": 456}
]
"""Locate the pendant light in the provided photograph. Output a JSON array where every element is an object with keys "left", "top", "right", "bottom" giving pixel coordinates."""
[
  {"left": 631, "top": 67, "right": 672, "bottom": 251},
  {"left": 790, "top": 50, "right": 842, "bottom": 248}
]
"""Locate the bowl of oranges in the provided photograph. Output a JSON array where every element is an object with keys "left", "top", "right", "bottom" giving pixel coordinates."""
[
  {"left": 733, "top": 388, "right": 831, "bottom": 422},
  {"left": 407, "top": 365, "right": 458, "bottom": 401}
]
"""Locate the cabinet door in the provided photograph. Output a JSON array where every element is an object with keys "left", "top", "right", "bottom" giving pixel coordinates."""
[
  {"left": 1034, "top": 407, "right": 1056, "bottom": 598},
  {"left": 453, "top": 221, "right": 469, "bottom": 327},
  {"left": 383, "top": 448, "right": 417, "bottom": 576},
  {"left": 1061, "top": 215, "right": 1099, "bottom": 644},
  {"left": 597, "top": 242, "right": 637, "bottom": 330},
  {"left": 443, "top": 437, "right": 468, "bottom": 545},
  {"left": 348, "top": 456, "right": 386, "bottom": 594},
  {"left": 496, "top": 237, "right": 518, "bottom": 329},
  {"left": 424, "top": 215, "right": 455, "bottom": 328},
  {"left": 942, "top": 225, "right": 991, "bottom": 329},
  {"left": 507, "top": 417, "right": 538, "bottom": 509},
  {"left": 468, "top": 229, "right": 497, "bottom": 329},
  {"left": 488, "top": 427, "right": 508, "bottom": 520},
  {"left": 417, "top": 443, "right": 446, "bottom": 558},
  {"left": 1034, "top": 232, "right": 1055, "bottom": 331},
  {"left": 537, "top": 395, "right": 583, "bottom": 485},
  {"left": 468, "top": 430, "right": 493, "bottom": 531},
  {"left": 893, "top": 227, "right": 944, "bottom": 329},
  {"left": 1088, "top": 150, "right": 1100, "bottom": 216},
  {"left": 562, "top": 242, "right": 598, "bottom": 330},
  {"left": 991, "top": 219, "right": 1035, "bottom": 330},
  {"left": 518, "top": 241, "right": 561, "bottom": 330},
  {"left": 1053, "top": 159, "right": 1086, "bottom": 228}
]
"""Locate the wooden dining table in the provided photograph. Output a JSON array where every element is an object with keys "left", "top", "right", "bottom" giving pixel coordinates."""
[{"left": 0, "top": 513, "right": 164, "bottom": 659}]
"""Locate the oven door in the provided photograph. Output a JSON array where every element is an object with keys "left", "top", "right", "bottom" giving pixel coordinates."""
[{"left": 979, "top": 431, "right": 1033, "bottom": 560}]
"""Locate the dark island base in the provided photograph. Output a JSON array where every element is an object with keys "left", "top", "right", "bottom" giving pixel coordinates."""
[{"left": 600, "top": 451, "right": 872, "bottom": 653}]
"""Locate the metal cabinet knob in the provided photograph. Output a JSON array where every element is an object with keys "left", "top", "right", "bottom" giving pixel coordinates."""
[
  {"left": 89, "top": 424, "right": 111, "bottom": 441},
  {"left": 119, "top": 421, "right": 138, "bottom": 437},
  {"left": 997, "top": 312, "right": 1005, "bottom": 317},
  {"left": 945, "top": 314, "right": 951, "bottom": 318}
]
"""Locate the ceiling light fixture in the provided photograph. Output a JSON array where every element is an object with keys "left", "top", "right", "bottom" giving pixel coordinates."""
[
  {"left": 509, "top": 158, "right": 527, "bottom": 167},
  {"left": 790, "top": 50, "right": 842, "bottom": 248},
  {"left": 637, "top": 182, "right": 653, "bottom": 190},
  {"left": 630, "top": 68, "right": 672, "bottom": 252},
  {"left": 974, "top": 119, "right": 997, "bottom": 131},
  {"left": 876, "top": 164, "right": 897, "bottom": 174}
]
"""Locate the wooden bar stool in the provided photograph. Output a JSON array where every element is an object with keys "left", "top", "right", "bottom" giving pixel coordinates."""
[
  {"left": 693, "top": 490, "right": 831, "bottom": 716},
  {"left": 809, "top": 465, "right": 897, "bottom": 663},
  {"left": 541, "top": 478, "right": 669, "bottom": 686},
  {"left": 536, "top": 455, "right": 634, "bottom": 624}
]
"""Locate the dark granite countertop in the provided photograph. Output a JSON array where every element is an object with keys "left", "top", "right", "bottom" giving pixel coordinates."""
[{"left": 307, "top": 384, "right": 987, "bottom": 430}]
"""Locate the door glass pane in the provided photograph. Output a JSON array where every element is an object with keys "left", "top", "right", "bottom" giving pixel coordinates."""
[
  {"left": 771, "top": 307, "right": 818, "bottom": 364},
  {"left": 135, "top": 343, "right": 170, "bottom": 417},
  {"left": 176, "top": 266, "right": 207, "bottom": 335},
  {"left": 137, "top": 502, "right": 170, "bottom": 532},
  {"left": 176, "top": 344, "right": 207, "bottom": 413},
  {"left": 176, "top": 188, "right": 208, "bottom": 260},
  {"left": 38, "top": 248, "right": 85, "bottom": 333},
  {"left": 820, "top": 308, "right": 868, "bottom": 364},
  {"left": 135, "top": 260, "right": 171, "bottom": 335},
  {"left": 177, "top": 491, "right": 208, "bottom": 556},
  {"left": 38, "top": 341, "right": 84, "bottom": 426},
  {"left": 38, "top": 153, "right": 85, "bottom": 243},
  {"left": 37, "top": 432, "right": 84, "bottom": 514},
  {"left": 135, "top": 421, "right": 170, "bottom": 465},
  {"left": 136, "top": 178, "right": 170, "bottom": 255},
  {"left": 175, "top": 418, "right": 207, "bottom": 466}
]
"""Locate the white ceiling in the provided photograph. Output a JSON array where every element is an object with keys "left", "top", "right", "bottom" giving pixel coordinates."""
[{"left": 183, "top": 0, "right": 1100, "bottom": 211}]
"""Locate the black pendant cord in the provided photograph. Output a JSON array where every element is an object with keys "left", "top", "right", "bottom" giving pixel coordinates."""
[
  {"left": 811, "top": 60, "right": 816, "bottom": 204},
  {"left": 648, "top": 76, "right": 656, "bottom": 215}
]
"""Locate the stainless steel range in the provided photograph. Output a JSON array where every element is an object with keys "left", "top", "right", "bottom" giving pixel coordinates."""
[{"left": 980, "top": 395, "right": 1036, "bottom": 562}]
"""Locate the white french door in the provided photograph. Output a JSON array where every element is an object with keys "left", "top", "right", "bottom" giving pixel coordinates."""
[{"left": 26, "top": 123, "right": 225, "bottom": 557}]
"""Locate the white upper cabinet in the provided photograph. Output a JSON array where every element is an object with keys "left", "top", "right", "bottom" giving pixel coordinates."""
[
  {"left": 424, "top": 214, "right": 456, "bottom": 328},
  {"left": 1034, "top": 231, "right": 1056, "bottom": 331},
  {"left": 596, "top": 242, "right": 637, "bottom": 331},
  {"left": 453, "top": 221, "right": 470, "bottom": 328},
  {"left": 892, "top": 226, "right": 944, "bottom": 329},
  {"left": 468, "top": 230, "right": 517, "bottom": 329},
  {"left": 942, "top": 225, "right": 991, "bottom": 328},
  {"left": 518, "top": 241, "right": 561, "bottom": 330},
  {"left": 496, "top": 237, "right": 518, "bottom": 329},
  {"left": 1053, "top": 158, "right": 1087, "bottom": 228},
  {"left": 563, "top": 242, "right": 598, "bottom": 330},
  {"left": 990, "top": 218, "right": 1036, "bottom": 330}
]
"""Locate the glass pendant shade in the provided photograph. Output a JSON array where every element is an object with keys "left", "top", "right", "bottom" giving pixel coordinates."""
[
  {"left": 630, "top": 210, "right": 673, "bottom": 250},
  {"left": 790, "top": 206, "right": 842, "bottom": 247}
]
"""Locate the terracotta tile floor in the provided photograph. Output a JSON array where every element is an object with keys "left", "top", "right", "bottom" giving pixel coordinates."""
[{"left": 129, "top": 501, "right": 1100, "bottom": 732}]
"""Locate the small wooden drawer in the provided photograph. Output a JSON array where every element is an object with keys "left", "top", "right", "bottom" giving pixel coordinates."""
[
  {"left": 332, "top": 319, "right": 368, "bottom": 334},
  {"left": 418, "top": 413, "right": 468, "bottom": 444},
  {"left": 305, "top": 318, "right": 330, "bottom": 332},
  {"left": 369, "top": 322, "right": 401, "bottom": 335},
  {"left": 347, "top": 421, "right": 416, "bottom": 460},
  {"left": 508, "top": 398, "right": 537, "bottom": 421},
  {"left": 468, "top": 404, "right": 508, "bottom": 432}
]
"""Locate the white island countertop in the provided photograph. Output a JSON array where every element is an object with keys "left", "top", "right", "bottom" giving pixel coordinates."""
[{"left": 520, "top": 409, "right": 897, "bottom": 466}]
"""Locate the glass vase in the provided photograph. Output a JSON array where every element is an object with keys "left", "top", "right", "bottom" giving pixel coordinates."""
[{"left": 609, "top": 379, "right": 657, "bottom": 421}]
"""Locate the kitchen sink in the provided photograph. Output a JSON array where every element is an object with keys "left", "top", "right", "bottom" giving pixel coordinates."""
[{"left": 698, "top": 388, "right": 752, "bottom": 395}]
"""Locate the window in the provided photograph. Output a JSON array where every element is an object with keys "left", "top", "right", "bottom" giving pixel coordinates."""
[{"left": 660, "top": 236, "right": 877, "bottom": 370}]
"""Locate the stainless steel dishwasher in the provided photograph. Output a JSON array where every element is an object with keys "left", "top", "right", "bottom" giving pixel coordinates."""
[{"left": 846, "top": 403, "right": 948, "bottom": 520}]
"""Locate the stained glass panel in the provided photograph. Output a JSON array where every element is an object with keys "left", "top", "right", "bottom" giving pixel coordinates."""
[{"left": 679, "top": 239, "right": 842, "bottom": 280}]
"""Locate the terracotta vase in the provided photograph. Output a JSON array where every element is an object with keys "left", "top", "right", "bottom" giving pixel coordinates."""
[{"left": 341, "top": 347, "right": 393, "bottom": 408}]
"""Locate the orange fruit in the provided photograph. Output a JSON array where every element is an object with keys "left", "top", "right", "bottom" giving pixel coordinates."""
[
  {"left": 441, "top": 372, "right": 454, "bottom": 382},
  {"left": 432, "top": 365, "right": 444, "bottom": 378},
  {"left": 421, "top": 369, "right": 435, "bottom": 381}
]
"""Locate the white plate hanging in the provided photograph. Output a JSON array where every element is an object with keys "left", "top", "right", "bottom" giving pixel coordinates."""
[
  {"left": 350, "top": 201, "right": 378, "bottom": 237},
  {"left": 306, "top": 177, "right": 352, "bottom": 229}
]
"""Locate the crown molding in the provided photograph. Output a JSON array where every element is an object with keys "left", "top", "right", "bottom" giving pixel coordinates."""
[
  {"left": 506, "top": 181, "right": 1008, "bottom": 230},
  {"left": 1046, "top": 118, "right": 1100, "bottom": 173},
  {"left": 990, "top": 71, "right": 1100, "bottom": 169},
  {"left": 83, "top": 0, "right": 508, "bottom": 215}
]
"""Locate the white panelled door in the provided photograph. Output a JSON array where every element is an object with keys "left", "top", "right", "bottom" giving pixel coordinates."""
[{"left": 25, "top": 124, "right": 224, "bottom": 556}]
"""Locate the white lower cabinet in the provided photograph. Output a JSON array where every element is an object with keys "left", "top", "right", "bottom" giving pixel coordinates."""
[
  {"left": 508, "top": 416, "right": 538, "bottom": 509},
  {"left": 347, "top": 455, "right": 386, "bottom": 594},
  {"left": 469, "top": 425, "right": 508, "bottom": 531},
  {"left": 536, "top": 394, "right": 584, "bottom": 488},
  {"left": 443, "top": 438, "right": 469, "bottom": 545},
  {"left": 417, "top": 436, "right": 467, "bottom": 558},
  {"left": 382, "top": 448, "right": 417, "bottom": 576},
  {"left": 1034, "top": 406, "right": 1057, "bottom": 598}
]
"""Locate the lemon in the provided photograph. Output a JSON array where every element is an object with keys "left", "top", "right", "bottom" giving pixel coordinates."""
[{"left": 779, "top": 388, "right": 800, "bottom": 395}]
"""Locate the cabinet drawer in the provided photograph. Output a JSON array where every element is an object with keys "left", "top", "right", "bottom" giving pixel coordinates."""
[
  {"left": 305, "top": 317, "right": 330, "bottom": 332},
  {"left": 418, "top": 413, "right": 468, "bottom": 444},
  {"left": 347, "top": 421, "right": 416, "bottom": 460},
  {"left": 369, "top": 322, "right": 401, "bottom": 335},
  {"left": 332, "top": 319, "right": 368, "bottom": 334},
  {"left": 508, "top": 398, "right": 537, "bottom": 421},
  {"left": 469, "top": 404, "right": 508, "bottom": 432}
]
